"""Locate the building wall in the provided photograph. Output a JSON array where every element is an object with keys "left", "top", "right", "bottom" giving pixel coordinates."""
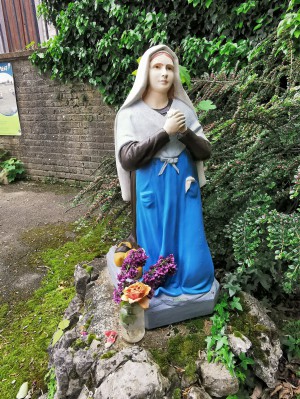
[{"left": 0, "top": 50, "right": 116, "bottom": 183}]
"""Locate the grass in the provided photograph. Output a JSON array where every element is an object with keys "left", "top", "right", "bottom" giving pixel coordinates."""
[{"left": 0, "top": 216, "right": 128, "bottom": 399}]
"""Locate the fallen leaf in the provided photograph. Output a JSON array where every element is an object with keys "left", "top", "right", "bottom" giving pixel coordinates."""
[
  {"left": 203, "top": 320, "right": 212, "bottom": 335},
  {"left": 16, "top": 382, "right": 28, "bottom": 399},
  {"left": 52, "top": 329, "right": 63, "bottom": 346},
  {"left": 173, "top": 365, "right": 185, "bottom": 373},
  {"left": 271, "top": 384, "right": 283, "bottom": 397},
  {"left": 58, "top": 319, "right": 70, "bottom": 330},
  {"left": 250, "top": 383, "right": 263, "bottom": 399}
]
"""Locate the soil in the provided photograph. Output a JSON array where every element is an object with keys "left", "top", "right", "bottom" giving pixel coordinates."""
[{"left": 0, "top": 180, "right": 86, "bottom": 303}]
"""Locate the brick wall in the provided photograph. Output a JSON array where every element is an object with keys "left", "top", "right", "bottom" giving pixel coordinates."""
[{"left": 0, "top": 50, "right": 116, "bottom": 183}]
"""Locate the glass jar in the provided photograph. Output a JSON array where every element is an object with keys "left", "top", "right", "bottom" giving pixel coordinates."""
[{"left": 119, "top": 302, "right": 145, "bottom": 343}]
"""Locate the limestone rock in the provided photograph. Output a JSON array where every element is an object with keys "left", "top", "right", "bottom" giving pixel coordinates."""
[
  {"left": 94, "top": 346, "right": 170, "bottom": 399},
  {"left": 167, "top": 366, "right": 181, "bottom": 393},
  {"left": 187, "top": 386, "right": 213, "bottom": 399},
  {"left": 74, "top": 265, "right": 90, "bottom": 299},
  {"left": 58, "top": 328, "right": 78, "bottom": 351},
  {"left": 228, "top": 333, "right": 252, "bottom": 356},
  {"left": 90, "top": 339, "right": 102, "bottom": 352},
  {"left": 84, "top": 265, "right": 119, "bottom": 337},
  {"left": 89, "top": 258, "right": 103, "bottom": 281},
  {"left": 242, "top": 292, "right": 282, "bottom": 388},
  {"left": 73, "top": 349, "right": 94, "bottom": 378},
  {"left": 64, "top": 295, "right": 84, "bottom": 327},
  {"left": 65, "top": 378, "right": 82, "bottom": 399},
  {"left": 197, "top": 358, "right": 239, "bottom": 397},
  {"left": 78, "top": 386, "right": 94, "bottom": 399},
  {"left": 181, "top": 372, "right": 198, "bottom": 389},
  {"left": 242, "top": 292, "right": 276, "bottom": 330},
  {"left": 53, "top": 349, "right": 74, "bottom": 397}
]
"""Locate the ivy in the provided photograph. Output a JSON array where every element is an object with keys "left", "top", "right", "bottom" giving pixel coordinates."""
[
  {"left": 206, "top": 294, "right": 254, "bottom": 382},
  {"left": 277, "top": 0, "right": 300, "bottom": 39},
  {"left": 31, "top": 0, "right": 297, "bottom": 107}
]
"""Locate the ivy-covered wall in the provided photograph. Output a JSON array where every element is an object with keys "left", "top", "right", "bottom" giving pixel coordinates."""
[{"left": 0, "top": 51, "right": 115, "bottom": 183}]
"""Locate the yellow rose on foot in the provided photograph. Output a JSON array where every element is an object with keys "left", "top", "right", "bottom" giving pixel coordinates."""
[{"left": 121, "top": 282, "right": 151, "bottom": 309}]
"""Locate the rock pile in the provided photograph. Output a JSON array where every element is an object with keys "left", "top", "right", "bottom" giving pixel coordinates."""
[{"left": 38, "top": 260, "right": 282, "bottom": 399}]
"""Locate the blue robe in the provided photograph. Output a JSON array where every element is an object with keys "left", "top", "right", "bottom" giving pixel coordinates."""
[{"left": 136, "top": 149, "right": 214, "bottom": 297}]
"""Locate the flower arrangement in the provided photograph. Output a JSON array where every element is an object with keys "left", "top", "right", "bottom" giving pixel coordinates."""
[
  {"left": 113, "top": 248, "right": 177, "bottom": 308},
  {"left": 113, "top": 247, "right": 177, "bottom": 342}
]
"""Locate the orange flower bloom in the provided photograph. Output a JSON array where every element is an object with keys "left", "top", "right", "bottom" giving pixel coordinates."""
[{"left": 121, "top": 282, "right": 151, "bottom": 309}]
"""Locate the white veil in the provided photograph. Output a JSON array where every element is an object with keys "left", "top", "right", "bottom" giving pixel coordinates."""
[{"left": 115, "top": 44, "right": 208, "bottom": 201}]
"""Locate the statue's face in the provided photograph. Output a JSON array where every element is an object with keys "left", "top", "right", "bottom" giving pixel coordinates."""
[{"left": 148, "top": 53, "right": 174, "bottom": 94}]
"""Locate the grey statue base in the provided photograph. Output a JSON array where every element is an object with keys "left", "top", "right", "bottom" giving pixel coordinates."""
[{"left": 107, "top": 246, "right": 219, "bottom": 329}]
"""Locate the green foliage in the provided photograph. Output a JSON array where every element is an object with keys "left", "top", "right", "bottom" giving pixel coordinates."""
[
  {"left": 280, "top": 320, "right": 300, "bottom": 361},
  {"left": 196, "top": 31, "right": 300, "bottom": 300},
  {"left": 179, "top": 65, "right": 192, "bottom": 89},
  {"left": 206, "top": 294, "right": 254, "bottom": 382},
  {"left": 0, "top": 157, "right": 25, "bottom": 183},
  {"left": 181, "top": 35, "right": 251, "bottom": 74},
  {"left": 44, "top": 368, "right": 56, "bottom": 399},
  {"left": 31, "top": 0, "right": 170, "bottom": 106},
  {"left": 32, "top": 0, "right": 296, "bottom": 107},
  {"left": 225, "top": 195, "right": 300, "bottom": 296},
  {"left": 196, "top": 99, "right": 216, "bottom": 112},
  {"left": 277, "top": 0, "right": 300, "bottom": 39}
]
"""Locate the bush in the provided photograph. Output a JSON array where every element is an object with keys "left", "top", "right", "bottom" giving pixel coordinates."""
[
  {"left": 0, "top": 151, "right": 25, "bottom": 183},
  {"left": 196, "top": 32, "right": 300, "bottom": 300},
  {"left": 31, "top": 0, "right": 299, "bottom": 106}
]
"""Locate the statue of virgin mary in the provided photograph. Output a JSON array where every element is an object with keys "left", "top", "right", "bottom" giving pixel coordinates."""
[{"left": 115, "top": 44, "right": 215, "bottom": 297}]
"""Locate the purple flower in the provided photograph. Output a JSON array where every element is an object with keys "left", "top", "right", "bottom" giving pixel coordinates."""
[
  {"left": 112, "top": 248, "right": 148, "bottom": 304},
  {"left": 112, "top": 249, "right": 177, "bottom": 304},
  {"left": 142, "top": 254, "right": 177, "bottom": 299}
]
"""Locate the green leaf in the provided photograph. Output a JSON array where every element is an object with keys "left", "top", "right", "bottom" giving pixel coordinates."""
[
  {"left": 230, "top": 297, "right": 243, "bottom": 311},
  {"left": 52, "top": 329, "right": 64, "bottom": 346},
  {"left": 179, "top": 65, "right": 191, "bottom": 89},
  {"left": 293, "top": 30, "right": 300, "bottom": 38},
  {"left": 16, "top": 382, "right": 28, "bottom": 399},
  {"left": 254, "top": 23, "right": 262, "bottom": 31},
  {"left": 58, "top": 319, "right": 70, "bottom": 330},
  {"left": 197, "top": 100, "right": 217, "bottom": 111},
  {"left": 215, "top": 336, "right": 227, "bottom": 350},
  {"left": 205, "top": 0, "right": 213, "bottom": 8}
]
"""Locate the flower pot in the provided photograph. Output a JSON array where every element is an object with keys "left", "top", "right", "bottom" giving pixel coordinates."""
[{"left": 119, "top": 302, "right": 145, "bottom": 343}]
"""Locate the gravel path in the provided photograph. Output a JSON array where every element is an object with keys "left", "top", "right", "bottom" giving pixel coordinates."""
[{"left": 0, "top": 181, "right": 86, "bottom": 303}]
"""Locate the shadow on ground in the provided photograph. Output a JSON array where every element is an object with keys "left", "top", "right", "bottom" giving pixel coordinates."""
[{"left": 0, "top": 180, "right": 86, "bottom": 303}]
